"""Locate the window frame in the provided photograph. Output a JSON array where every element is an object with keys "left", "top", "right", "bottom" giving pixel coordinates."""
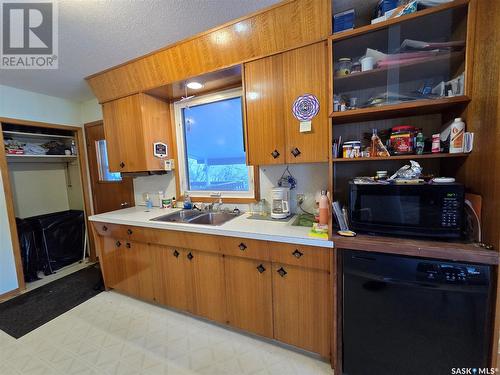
[{"left": 173, "top": 88, "right": 256, "bottom": 201}]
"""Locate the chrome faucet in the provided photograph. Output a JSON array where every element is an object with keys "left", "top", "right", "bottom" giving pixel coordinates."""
[{"left": 209, "top": 197, "right": 223, "bottom": 212}]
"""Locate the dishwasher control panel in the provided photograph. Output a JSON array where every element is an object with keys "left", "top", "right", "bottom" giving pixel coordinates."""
[{"left": 417, "top": 262, "right": 489, "bottom": 285}]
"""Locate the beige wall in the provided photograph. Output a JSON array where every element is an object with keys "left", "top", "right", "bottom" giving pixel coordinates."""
[{"left": 8, "top": 162, "right": 84, "bottom": 219}]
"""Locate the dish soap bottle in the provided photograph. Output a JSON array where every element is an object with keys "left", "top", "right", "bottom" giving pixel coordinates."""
[
  {"left": 319, "top": 190, "right": 329, "bottom": 225},
  {"left": 449, "top": 118, "right": 465, "bottom": 153}
]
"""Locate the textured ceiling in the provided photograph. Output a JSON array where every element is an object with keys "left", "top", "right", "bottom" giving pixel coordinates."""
[{"left": 0, "top": 0, "right": 279, "bottom": 102}]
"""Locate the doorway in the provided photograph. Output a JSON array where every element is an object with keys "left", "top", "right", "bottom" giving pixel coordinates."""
[{"left": 85, "top": 121, "right": 134, "bottom": 214}]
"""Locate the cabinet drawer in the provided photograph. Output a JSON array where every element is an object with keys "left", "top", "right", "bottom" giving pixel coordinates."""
[
  {"left": 93, "top": 222, "right": 129, "bottom": 238},
  {"left": 269, "top": 242, "right": 331, "bottom": 271},
  {"left": 220, "top": 237, "right": 269, "bottom": 261},
  {"left": 128, "top": 226, "right": 220, "bottom": 254}
]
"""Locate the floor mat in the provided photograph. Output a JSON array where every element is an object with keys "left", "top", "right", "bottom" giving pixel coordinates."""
[{"left": 0, "top": 264, "right": 103, "bottom": 338}]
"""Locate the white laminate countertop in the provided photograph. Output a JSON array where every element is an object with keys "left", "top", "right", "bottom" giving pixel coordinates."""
[{"left": 89, "top": 206, "right": 333, "bottom": 248}]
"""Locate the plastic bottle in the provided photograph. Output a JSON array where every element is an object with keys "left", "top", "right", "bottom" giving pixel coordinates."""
[
  {"left": 319, "top": 190, "right": 329, "bottom": 225},
  {"left": 416, "top": 131, "right": 425, "bottom": 155},
  {"left": 449, "top": 118, "right": 465, "bottom": 153},
  {"left": 70, "top": 140, "right": 77, "bottom": 155},
  {"left": 183, "top": 194, "right": 192, "bottom": 209}
]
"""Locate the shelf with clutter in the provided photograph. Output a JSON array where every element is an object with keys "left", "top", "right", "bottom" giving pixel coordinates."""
[
  {"left": 3, "top": 126, "right": 78, "bottom": 163},
  {"left": 330, "top": 0, "right": 471, "bottom": 122}
]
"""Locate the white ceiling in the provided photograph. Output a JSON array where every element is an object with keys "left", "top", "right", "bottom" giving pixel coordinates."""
[{"left": 0, "top": 0, "right": 279, "bottom": 102}]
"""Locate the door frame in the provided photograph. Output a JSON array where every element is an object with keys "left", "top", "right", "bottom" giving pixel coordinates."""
[{"left": 0, "top": 117, "right": 95, "bottom": 300}]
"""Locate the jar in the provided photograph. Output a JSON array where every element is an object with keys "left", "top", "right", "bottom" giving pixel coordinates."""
[
  {"left": 343, "top": 141, "right": 361, "bottom": 158},
  {"left": 390, "top": 126, "right": 417, "bottom": 155},
  {"left": 351, "top": 62, "right": 362, "bottom": 74},
  {"left": 336, "top": 58, "right": 352, "bottom": 77},
  {"left": 342, "top": 143, "right": 353, "bottom": 158}
]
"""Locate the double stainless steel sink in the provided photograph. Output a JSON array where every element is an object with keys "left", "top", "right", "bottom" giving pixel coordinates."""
[{"left": 151, "top": 209, "right": 240, "bottom": 226}]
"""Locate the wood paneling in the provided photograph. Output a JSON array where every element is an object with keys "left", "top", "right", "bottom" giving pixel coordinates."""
[
  {"left": 100, "top": 237, "right": 126, "bottom": 290},
  {"left": 283, "top": 42, "right": 329, "bottom": 163},
  {"left": 244, "top": 53, "right": 286, "bottom": 165},
  {"left": 85, "top": 0, "right": 331, "bottom": 103},
  {"left": 272, "top": 263, "right": 330, "bottom": 358},
  {"left": 458, "top": 0, "right": 500, "bottom": 367},
  {"left": 268, "top": 242, "right": 331, "bottom": 271},
  {"left": 102, "top": 93, "right": 171, "bottom": 173},
  {"left": 188, "top": 250, "right": 227, "bottom": 323},
  {"left": 224, "top": 257, "right": 273, "bottom": 337}
]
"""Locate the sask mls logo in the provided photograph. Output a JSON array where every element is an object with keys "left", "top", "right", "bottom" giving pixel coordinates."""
[{"left": 1, "top": 0, "right": 58, "bottom": 69}]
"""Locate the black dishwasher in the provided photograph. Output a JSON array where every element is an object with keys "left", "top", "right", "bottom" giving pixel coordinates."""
[{"left": 343, "top": 250, "right": 493, "bottom": 375}]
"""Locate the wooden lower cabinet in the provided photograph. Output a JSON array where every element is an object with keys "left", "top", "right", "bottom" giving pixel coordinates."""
[
  {"left": 224, "top": 256, "right": 273, "bottom": 338},
  {"left": 150, "top": 245, "right": 192, "bottom": 311},
  {"left": 96, "top": 228, "right": 332, "bottom": 359},
  {"left": 272, "top": 263, "right": 331, "bottom": 358},
  {"left": 188, "top": 250, "right": 227, "bottom": 323}
]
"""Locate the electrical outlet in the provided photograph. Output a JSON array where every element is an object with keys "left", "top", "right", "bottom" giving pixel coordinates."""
[{"left": 296, "top": 193, "right": 305, "bottom": 204}]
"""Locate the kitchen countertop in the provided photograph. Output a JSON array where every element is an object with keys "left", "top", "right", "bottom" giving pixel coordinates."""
[{"left": 89, "top": 206, "right": 333, "bottom": 248}]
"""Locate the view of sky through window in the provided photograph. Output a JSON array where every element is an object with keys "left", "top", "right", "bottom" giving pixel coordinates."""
[{"left": 182, "top": 97, "right": 250, "bottom": 192}]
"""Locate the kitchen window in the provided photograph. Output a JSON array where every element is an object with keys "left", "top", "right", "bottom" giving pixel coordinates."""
[
  {"left": 96, "top": 139, "right": 122, "bottom": 182},
  {"left": 174, "top": 88, "right": 255, "bottom": 200}
]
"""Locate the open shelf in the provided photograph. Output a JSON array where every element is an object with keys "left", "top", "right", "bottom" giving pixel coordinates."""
[
  {"left": 330, "top": 0, "right": 469, "bottom": 42},
  {"left": 330, "top": 95, "right": 470, "bottom": 124},
  {"left": 3, "top": 130, "right": 74, "bottom": 140},
  {"left": 6, "top": 154, "right": 78, "bottom": 163},
  {"left": 333, "top": 234, "right": 499, "bottom": 265},
  {"left": 334, "top": 51, "right": 464, "bottom": 93},
  {"left": 333, "top": 153, "right": 468, "bottom": 163}
]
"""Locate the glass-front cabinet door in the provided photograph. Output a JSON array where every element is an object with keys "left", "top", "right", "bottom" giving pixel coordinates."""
[{"left": 332, "top": 3, "right": 469, "bottom": 116}]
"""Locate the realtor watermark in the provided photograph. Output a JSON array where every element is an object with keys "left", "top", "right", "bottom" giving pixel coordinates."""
[
  {"left": 0, "top": 0, "right": 58, "bottom": 69},
  {"left": 451, "top": 368, "right": 498, "bottom": 375}
]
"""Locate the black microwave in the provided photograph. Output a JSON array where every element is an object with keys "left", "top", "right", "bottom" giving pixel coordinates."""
[{"left": 348, "top": 182, "right": 464, "bottom": 238}]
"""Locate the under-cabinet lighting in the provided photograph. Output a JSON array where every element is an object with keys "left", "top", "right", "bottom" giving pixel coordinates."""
[{"left": 186, "top": 82, "right": 204, "bottom": 90}]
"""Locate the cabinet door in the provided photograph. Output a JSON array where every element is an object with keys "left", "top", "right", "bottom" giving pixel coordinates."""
[
  {"left": 272, "top": 263, "right": 330, "bottom": 358},
  {"left": 224, "top": 257, "right": 273, "bottom": 337},
  {"left": 102, "top": 94, "right": 146, "bottom": 172},
  {"left": 188, "top": 250, "right": 226, "bottom": 323},
  {"left": 150, "top": 245, "right": 192, "bottom": 312},
  {"left": 100, "top": 237, "right": 126, "bottom": 290},
  {"left": 120, "top": 241, "right": 154, "bottom": 301},
  {"left": 244, "top": 54, "right": 286, "bottom": 165},
  {"left": 282, "top": 42, "right": 329, "bottom": 163}
]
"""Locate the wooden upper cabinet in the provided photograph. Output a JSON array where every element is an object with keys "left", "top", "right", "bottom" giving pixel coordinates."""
[
  {"left": 102, "top": 93, "right": 171, "bottom": 173},
  {"left": 283, "top": 42, "right": 329, "bottom": 163},
  {"left": 244, "top": 42, "right": 329, "bottom": 166},
  {"left": 244, "top": 53, "right": 286, "bottom": 165}
]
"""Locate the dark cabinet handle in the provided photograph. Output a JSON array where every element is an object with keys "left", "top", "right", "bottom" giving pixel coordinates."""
[
  {"left": 120, "top": 162, "right": 125, "bottom": 168},
  {"left": 102, "top": 225, "right": 108, "bottom": 231},
  {"left": 277, "top": 267, "right": 287, "bottom": 277},
  {"left": 127, "top": 229, "right": 133, "bottom": 235},
  {"left": 125, "top": 243, "right": 131, "bottom": 249},
  {"left": 187, "top": 252, "right": 194, "bottom": 261},
  {"left": 292, "top": 249, "right": 303, "bottom": 258},
  {"left": 173, "top": 250, "right": 180, "bottom": 258},
  {"left": 271, "top": 149, "right": 280, "bottom": 159},
  {"left": 238, "top": 243, "right": 247, "bottom": 251},
  {"left": 291, "top": 148, "right": 301, "bottom": 157},
  {"left": 115, "top": 240, "right": 121, "bottom": 247},
  {"left": 257, "top": 264, "right": 266, "bottom": 273}
]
